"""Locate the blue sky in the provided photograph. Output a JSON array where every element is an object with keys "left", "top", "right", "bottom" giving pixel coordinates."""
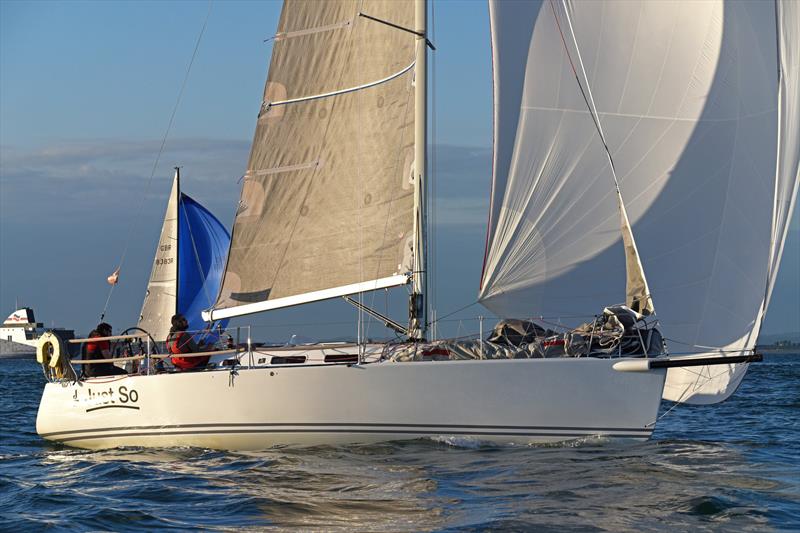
[{"left": 1, "top": 0, "right": 798, "bottom": 341}]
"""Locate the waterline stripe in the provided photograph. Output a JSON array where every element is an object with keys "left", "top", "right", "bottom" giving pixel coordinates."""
[
  {"left": 40, "top": 422, "right": 652, "bottom": 438},
  {"left": 54, "top": 427, "right": 653, "bottom": 443}
]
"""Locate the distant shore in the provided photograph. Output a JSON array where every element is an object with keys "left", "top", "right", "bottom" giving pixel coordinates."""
[{"left": 757, "top": 344, "right": 800, "bottom": 355}]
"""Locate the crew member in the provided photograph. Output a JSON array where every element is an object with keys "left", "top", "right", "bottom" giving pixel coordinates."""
[
  {"left": 166, "top": 314, "right": 211, "bottom": 371},
  {"left": 84, "top": 322, "right": 127, "bottom": 378}
]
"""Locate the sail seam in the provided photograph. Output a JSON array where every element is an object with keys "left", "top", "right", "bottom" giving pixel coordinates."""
[
  {"left": 519, "top": 105, "right": 776, "bottom": 123},
  {"left": 263, "top": 61, "right": 415, "bottom": 110}
]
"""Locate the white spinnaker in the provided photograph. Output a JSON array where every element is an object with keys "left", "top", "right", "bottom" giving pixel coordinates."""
[
  {"left": 768, "top": 0, "right": 800, "bottom": 312},
  {"left": 481, "top": 0, "right": 723, "bottom": 318},
  {"left": 482, "top": 1, "right": 798, "bottom": 403},
  {"left": 663, "top": 0, "right": 800, "bottom": 404},
  {"left": 138, "top": 172, "right": 179, "bottom": 342}
]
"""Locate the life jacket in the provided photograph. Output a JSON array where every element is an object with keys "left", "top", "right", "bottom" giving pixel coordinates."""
[
  {"left": 168, "top": 331, "right": 189, "bottom": 355},
  {"left": 85, "top": 339, "right": 110, "bottom": 357},
  {"left": 83, "top": 334, "right": 117, "bottom": 378},
  {"left": 168, "top": 331, "right": 209, "bottom": 370}
]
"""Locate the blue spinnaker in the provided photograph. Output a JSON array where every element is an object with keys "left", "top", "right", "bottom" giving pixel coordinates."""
[{"left": 177, "top": 193, "right": 230, "bottom": 340}]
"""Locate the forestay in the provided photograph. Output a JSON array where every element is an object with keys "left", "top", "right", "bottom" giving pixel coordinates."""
[
  {"left": 208, "top": 0, "right": 417, "bottom": 321},
  {"left": 482, "top": 0, "right": 799, "bottom": 403}
]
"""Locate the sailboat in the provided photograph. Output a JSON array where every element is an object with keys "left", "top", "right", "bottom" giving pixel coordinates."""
[{"left": 35, "top": 0, "right": 798, "bottom": 450}]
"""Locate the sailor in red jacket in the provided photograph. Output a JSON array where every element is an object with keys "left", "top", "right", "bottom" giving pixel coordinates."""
[
  {"left": 166, "top": 314, "right": 211, "bottom": 371},
  {"left": 84, "top": 322, "right": 127, "bottom": 378}
]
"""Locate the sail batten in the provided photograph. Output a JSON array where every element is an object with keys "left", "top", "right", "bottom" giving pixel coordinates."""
[
  {"left": 212, "top": 0, "right": 417, "bottom": 319},
  {"left": 265, "top": 60, "right": 415, "bottom": 108}
]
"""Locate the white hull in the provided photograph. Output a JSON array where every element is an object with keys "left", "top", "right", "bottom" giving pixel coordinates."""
[{"left": 37, "top": 357, "right": 666, "bottom": 450}]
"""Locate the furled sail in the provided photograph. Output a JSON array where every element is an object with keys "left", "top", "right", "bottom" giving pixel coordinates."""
[
  {"left": 139, "top": 171, "right": 231, "bottom": 341},
  {"left": 207, "top": 0, "right": 416, "bottom": 321},
  {"left": 482, "top": 0, "right": 799, "bottom": 403}
]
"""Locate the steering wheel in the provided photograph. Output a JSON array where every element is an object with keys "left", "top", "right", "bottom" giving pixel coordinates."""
[{"left": 117, "top": 326, "right": 161, "bottom": 356}]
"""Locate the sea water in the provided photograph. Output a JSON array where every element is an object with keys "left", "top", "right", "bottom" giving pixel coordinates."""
[{"left": 1, "top": 355, "right": 798, "bottom": 531}]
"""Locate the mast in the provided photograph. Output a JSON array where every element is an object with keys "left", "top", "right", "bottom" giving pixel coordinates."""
[{"left": 410, "top": 0, "right": 428, "bottom": 340}]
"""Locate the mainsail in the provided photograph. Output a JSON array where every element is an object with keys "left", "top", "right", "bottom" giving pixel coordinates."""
[
  {"left": 139, "top": 170, "right": 231, "bottom": 341},
  {"left": 482, "top": 0, "right": 799, "bottom": 403},
  {"left": 207, "top": 0, "right": 417, "bottom": 321}
]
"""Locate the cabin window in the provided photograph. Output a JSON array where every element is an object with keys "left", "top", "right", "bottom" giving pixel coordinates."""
[
  {"left": 270, "top": 356, "right": 306, "bottom": 365},
  {"left": 324, "top": 354, "right": 358, "bottom": 363}
]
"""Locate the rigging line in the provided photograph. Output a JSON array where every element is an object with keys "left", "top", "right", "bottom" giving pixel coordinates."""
[
  {"left": 99, "top": 285, "right": 116, "bottom": 322},
  {"left": 100, "top": 0, "right": 213, "bottom": 320},
  {"left": 264, "top": 61, "right": 415, "bottom": 110},
  {"left": 430, "top": 0, "right": 438, "bottom": 338},
  {"left": 363, "top": 44, "right": 416, "bottom": 341},
  {"left": 652, "top": 386, "right": 690, "bottom": 425},
  {"left": 549, "top": 0, "right": 654, "bottom": 313},
  {"left": 360, "top": 3, "right": 419, "bottom": 340},
  {"left": 653, "top": 355, "right": 752, "bottom": 426},
  {"left": 428, "top": 300, "right": 479, "bottom": 327},
  {"left": 358, "top": 12, "right": 436, "bottom": 50},
  {"left": 549, "top": 0, "right": 618, "bottom": 182},
  {"left": 661, "top": 336, "right": 739, "bottom": 352},
  {"left": 357, "top": 4, "right": 365, "bottom": 353}
]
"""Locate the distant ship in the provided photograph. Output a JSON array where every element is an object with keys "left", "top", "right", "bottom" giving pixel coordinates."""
[{"left": 0, "top": 308, "right": 74, "bottom": 358}]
